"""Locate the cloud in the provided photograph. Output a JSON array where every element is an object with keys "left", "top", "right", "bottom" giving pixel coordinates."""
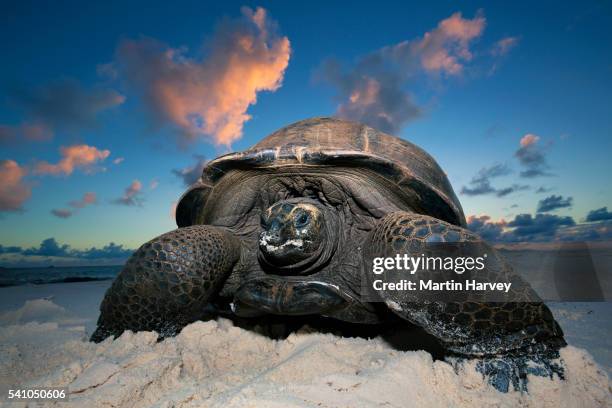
[
  {"left": 514, "top": 133, "right": 552, "bottom": 178},
  {"left": 460, "top": 163, "right": 506, "bottom": 195},
  {"left": 113, "top": 180, "right": 143, "bottom": 206},
  {"left": 115, "top": 7, "right": 290, "bottom": 146},
  {"left": 537, "top": 194, "right": 572, "bottom": 213},
  {"left": 0, "top": 160, "right": 32, "bottom": 212},
  {"left": 69, "top": 192, "right": 97, "bottom": 208},
  {"left": 469, "top": 207, "right": 612, "bottom": 243},
  {"left": 149, "top": 179, "right": 159, "bottom": 190},
  {"left": 34, "top": 144, "right": 110, "bottom": 176},
  {"left": 461, "top": 182, "right": 495, "bottom": 196},
  {"left": 51, "top": 208, "right": 74, "bottom": 218},
  {"left": 535, "top": 186, "right": 552, "bottom": 194},
  {"left": 22, "top": 238, "right": 71, "bottom": 257},
  {"left": 320, "top": 11, "right": 485, "bottom": 134},
  {"left": 7, "top": 238, "right": 133, "bottom": 262},
  {"left": 495, "top": 184, "right": 529, "bottom": 197},
  {"left": 519, "top": 133, "right": 539, "bottom": 147},
  {"left": 0, "top": 245, "right": 22, "bottom": 254},
  {"left": 491, "top": 36, "right": 519, "bottom": 56},
  {"left": 5, "top": 78, "right": 124, "bottom": 131},
  {"left": 476, "top": 163, "right": 512, "bottom": 179},
  {"left": 468, "top": 213, "right": 576, "bottom": 242},
  {"left": 51, "top": 192, "right": 98, "bottom": 219},
  {"left": 555, "top": 221, "right": 612, "bottom": 242},
  {"left": 414, "top": 12, "right": 486, "bottom": 74},
  {"left": 507, "top": 213, "right": 575, "bottom": 240},
  {"left": 460, "top": 163, "right": 528, "bottom": 197},
  {"left": 76, "top": 242, "right": 133, "bottom": 259},
  {"left": 463, "top": 134, "right": 554, "bottom": 196},
  {"left": 466, "top": 215, "right": 507, "bottom": 242},
  {"left": 172, "top": 154, "right": 207, "bottom": 186},
  {"left": 586, "top": 207, "right": 612, "bottom": 222},
  {"left": 0, "top": 122, "right": 54, "bottom": 145},
  {"left": 112, "top": 157, "right": 125, "bottom": 165},
  {"left": 322, "top": 63, "right": 423, "bottom": 134}
]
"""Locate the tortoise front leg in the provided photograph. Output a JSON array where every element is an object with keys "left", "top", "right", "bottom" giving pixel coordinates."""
[
  {"left": 364, "top": 211, "right": 566, "bottom": 392},
  {"left": 91, "top": 225, "right": 242, "bottom": 342}
]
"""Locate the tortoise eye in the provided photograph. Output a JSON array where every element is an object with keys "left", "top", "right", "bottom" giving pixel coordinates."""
[{"left": 294, "top": 211, "right": 310, "bottom": 228}]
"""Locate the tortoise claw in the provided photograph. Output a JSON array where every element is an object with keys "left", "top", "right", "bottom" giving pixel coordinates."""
[{"left": 448, "top": 343, "right": 565, "bottom": 393}]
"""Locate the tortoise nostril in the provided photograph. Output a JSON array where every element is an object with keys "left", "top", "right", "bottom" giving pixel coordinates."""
[{"left": 260, "top": 230, "right": 281, "bottom": 247}]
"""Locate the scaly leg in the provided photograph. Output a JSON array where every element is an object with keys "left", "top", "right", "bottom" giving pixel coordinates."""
[
  {"left": 363, "top": 211, "right": 566, "bottom": 392},
  {"left": 91, "top": 225, "right": 241, "bottom": 342}
]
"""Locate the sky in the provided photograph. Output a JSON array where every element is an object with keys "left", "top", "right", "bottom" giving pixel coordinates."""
[{"left": 1, "top": 0, "right": 611, "bottom": 266}]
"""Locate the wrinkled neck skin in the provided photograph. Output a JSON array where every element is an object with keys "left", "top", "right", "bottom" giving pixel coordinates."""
[{"left": 198, "top": 166, "right": 412, "bottom": 299}]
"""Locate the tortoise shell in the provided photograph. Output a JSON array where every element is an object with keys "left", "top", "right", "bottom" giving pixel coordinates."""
[{"left": 176, "top": 117, "right": 466, "bottom": 228}]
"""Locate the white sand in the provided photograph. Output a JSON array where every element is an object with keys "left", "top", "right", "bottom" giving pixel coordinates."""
[{"left": 0, "top": 293, "right": 610, "bottom": 407}]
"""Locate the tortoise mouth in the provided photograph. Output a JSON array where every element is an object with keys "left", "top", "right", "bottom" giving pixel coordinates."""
[{"left": 258, "top": 198, "right": 338, "bottom": 276}]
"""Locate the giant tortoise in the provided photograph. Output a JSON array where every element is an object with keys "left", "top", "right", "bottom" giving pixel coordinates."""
[{"left": 92, "top": 117, "right": 565, "bottom": 392}]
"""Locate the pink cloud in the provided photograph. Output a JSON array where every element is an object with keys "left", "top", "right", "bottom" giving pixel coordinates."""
[
  {"left": 112, "top": 157, "right": 125, "bottom": 165},
  {"left": 515, "top": 133, "right": 551, "bottom": 178},
  {"left": 467, "top": 214, "right": 507, "bottom": 227},
  {"left": 114, "top": 180, "right": 143, "bottom": 206},
  {"left": 51, "top": 191, "right": 97, "bottom": 219},
  {"left": 0, "top": 160, "right": 32, "bottom": 212},
  {"left": 488, "top": 36, "right": 520, "bottom": 75},
  {"left": 413, "top": 12, "right": 486, "bottom": 75},
  {"left": 520, "top": 133, "right": 540, "bottom": 147},
  {"left": 116, "top": 7, "right": 290, "bottom": 146},
  {"left": 34, "top": 144, "right": 110, "bottom": 176},
  {"left": 322, "top": 11, "right": 485, "bottom": 134},
  {"left": 0, "top": 122, "right": 54, "bottom": 145},
  {"left": 149, "top": 179, "right": 159, "bottom": 190},
  {"left": 492, "top": 36, "right": 519, "bottom": 56},
  {"left": 69, "top": 192, "right": 97, "bottom": 208}
]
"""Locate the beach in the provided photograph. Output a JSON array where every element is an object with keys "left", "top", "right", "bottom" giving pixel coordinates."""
[{"left": 0, "top": 280, "right": 610, "bottom": 407}]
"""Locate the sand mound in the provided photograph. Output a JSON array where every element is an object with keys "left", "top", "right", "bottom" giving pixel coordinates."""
[{"left": 0, "top": 300, "right": 610, "bottom": 407}]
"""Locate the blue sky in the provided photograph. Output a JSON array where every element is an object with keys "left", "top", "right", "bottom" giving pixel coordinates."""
[{"left": 1, "top": 1, "right": 611, "bottom": 266}]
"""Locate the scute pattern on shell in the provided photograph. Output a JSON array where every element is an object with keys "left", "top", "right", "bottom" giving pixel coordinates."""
[
  {"left": 91, "top": 225, "right": 240, "bottom": 341},
  {"left": 182, "top": 117, "right": 466, "bottom": 228},
  {"left": 365, "top": 211, "right": 566, "bottom": 356}
]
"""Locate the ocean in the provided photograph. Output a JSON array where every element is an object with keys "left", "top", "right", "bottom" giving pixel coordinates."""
[
  {"left": 0, "top": 245, "right": 609, "bottom": 300},
  {"left": 0, "top": 265, "right": 122, "bottom": 287}
]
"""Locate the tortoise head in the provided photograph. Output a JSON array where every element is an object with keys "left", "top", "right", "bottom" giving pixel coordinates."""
[{"left": 258, "top": 198, "right": 338, "bottom": 275}]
